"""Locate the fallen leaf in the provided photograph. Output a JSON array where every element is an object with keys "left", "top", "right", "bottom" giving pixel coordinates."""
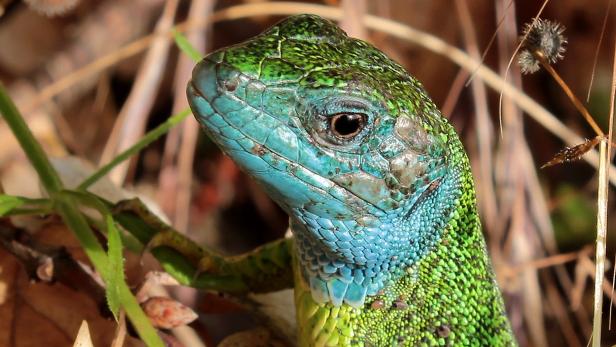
[
  {"left": 72, "top": 321, "right": 94, "bottom": 347},
  {"left": 142, "top": 296, "right": 197, "bottom": 329},
  {"left": 0, "top": 223, "right": 145, "bottom": 347}
]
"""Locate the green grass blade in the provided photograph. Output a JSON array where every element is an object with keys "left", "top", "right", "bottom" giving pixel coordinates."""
[
  {"left": 78, "top": 108, "right": 192, "bottom": 190},
  {"left": 173, "top": 29, "right": 203, "bottom": 62},
  {"left": 105, "top": 215, "right": 124, "bottom": 320},
  {"left": 0, "top": 195, "right": 26, "bottom": 216}
]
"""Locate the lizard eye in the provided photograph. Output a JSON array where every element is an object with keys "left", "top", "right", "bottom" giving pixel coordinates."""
[{"left": 329, "top": 113, "right": 367, "bottom": 139}]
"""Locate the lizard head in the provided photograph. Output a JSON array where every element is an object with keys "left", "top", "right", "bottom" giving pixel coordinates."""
[{"left": 188, "top": 15, "right": 469, "bottom": 307}]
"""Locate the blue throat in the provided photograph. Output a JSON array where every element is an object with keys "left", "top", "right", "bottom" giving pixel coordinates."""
[{"left": 290, "top": 164, "right": 461, "bottom": 308}]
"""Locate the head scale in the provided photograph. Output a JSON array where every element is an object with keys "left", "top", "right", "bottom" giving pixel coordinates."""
[{"left": 187, "top": 14, "right": 468, "bottom": 307}]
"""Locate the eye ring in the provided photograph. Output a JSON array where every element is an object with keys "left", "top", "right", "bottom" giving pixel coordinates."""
[{"left": 329, "top": 112, "right": 367, "bottom": 139}]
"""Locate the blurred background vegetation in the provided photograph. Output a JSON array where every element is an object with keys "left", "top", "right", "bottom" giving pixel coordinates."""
[{"left": 0, "top": 0, "right": 615, "bottom": 346}]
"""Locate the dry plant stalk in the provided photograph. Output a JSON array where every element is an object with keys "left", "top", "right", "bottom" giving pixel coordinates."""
[
  {"left": 595, "top": 28, "right": 616, "bottom": 347},
  {"left": 593, "top": 139, "right": 609, "bottom": 347}
]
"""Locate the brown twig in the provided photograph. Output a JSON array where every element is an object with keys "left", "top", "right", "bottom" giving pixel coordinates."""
[
  {"left": 441, "top": 68, "right": 470, "bottom": 118},
  {"left": 503, "top": 247, "right": 593, "bottom": 278}
]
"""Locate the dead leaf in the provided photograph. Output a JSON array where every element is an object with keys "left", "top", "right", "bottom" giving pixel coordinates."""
[
  {"left": 0, "top": 223, "right": 145, "bottom": 347},
  {"left": 142, "top": 296, "right": 197, "bottom": 329},
  {"left": 72, "top": 321, "right": 94, "bottom": 347}
]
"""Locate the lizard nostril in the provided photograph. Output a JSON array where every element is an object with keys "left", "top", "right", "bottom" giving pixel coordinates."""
[{"left": 223, "top": 78, "right": 239, "bottom": 92}]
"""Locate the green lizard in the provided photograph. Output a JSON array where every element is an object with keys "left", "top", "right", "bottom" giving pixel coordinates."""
[{"left": 183, "top": 14, "right": 516, "bottom": 346}]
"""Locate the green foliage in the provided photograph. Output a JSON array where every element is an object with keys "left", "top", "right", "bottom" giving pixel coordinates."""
[
  {"left": 0, "top": 195, "right": 25, "bottom": 216},
  {"left": 173, "top": 29, "right": 203, "bottom": 62},
  {"left": 104, "top": 215, "right": 125, "bottom": 321}
]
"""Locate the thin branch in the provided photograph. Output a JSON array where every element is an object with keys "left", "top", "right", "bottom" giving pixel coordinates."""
[{"left": 537, "top": 53, "right": 603, "bottom": 137}]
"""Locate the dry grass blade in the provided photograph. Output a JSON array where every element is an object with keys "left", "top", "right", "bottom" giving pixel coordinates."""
[
  {"left": 156, "top": 0, "right": 213, "bottom": 234},
  {"left": 503, "top": 247, "right": 592, "bottom": 277},
  {"left": 610, "top": 253, "right": 616, "bottom": 329},
  {"left": 465, "top": 0, "right": 514, "bottom": 87},
  {"left": 454, "top": 0, "right": 498, "bottom": 234},
  {"left": 593, "top": 27, "right": 616, "bottom": 347},
  {"left": 101, "top": 0, "right": 179, "bottom": 185},
  {"left": 173, "top": 0, "right": 213, "bottom": 233},
  {"left": 339, "top": 0, "right": 366, "bottom": 40},
  {"left": 537, "top": 55, "right": 603, "bottom": 137},
  {"left": 110, "top": 311, "right": 127, "bottom": 347},
  {"left": 593, "top": 139, "right": 609, "bottom": 347}
]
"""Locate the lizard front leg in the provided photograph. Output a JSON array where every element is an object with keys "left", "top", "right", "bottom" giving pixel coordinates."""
[{"left": 112, "top": 198, "right": 294, "bottom": 294}]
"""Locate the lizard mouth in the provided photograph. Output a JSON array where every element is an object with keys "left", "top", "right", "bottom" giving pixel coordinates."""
[{"left": 187, "top": 80, "right": 207, "bottom": 104}]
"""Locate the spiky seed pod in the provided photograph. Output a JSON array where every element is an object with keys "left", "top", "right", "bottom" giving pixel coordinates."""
[
  {"left": 517, "top": 50, "right": 541, "bottom": 74},
  {"left": 23, "top": 0, "right": 79, "bottom": 17},
  {"left": 517, "top": 19, "right": 567, "bottom": 74}
]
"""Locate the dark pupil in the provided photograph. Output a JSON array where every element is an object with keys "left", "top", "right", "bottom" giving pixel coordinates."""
[{"left": 331, "top": 113, "right": 364, "bottom": 138}]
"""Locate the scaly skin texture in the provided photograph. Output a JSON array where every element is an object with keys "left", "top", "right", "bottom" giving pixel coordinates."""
[{"left": 187, "top": 15, "right": 516, "bottom": 346}]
